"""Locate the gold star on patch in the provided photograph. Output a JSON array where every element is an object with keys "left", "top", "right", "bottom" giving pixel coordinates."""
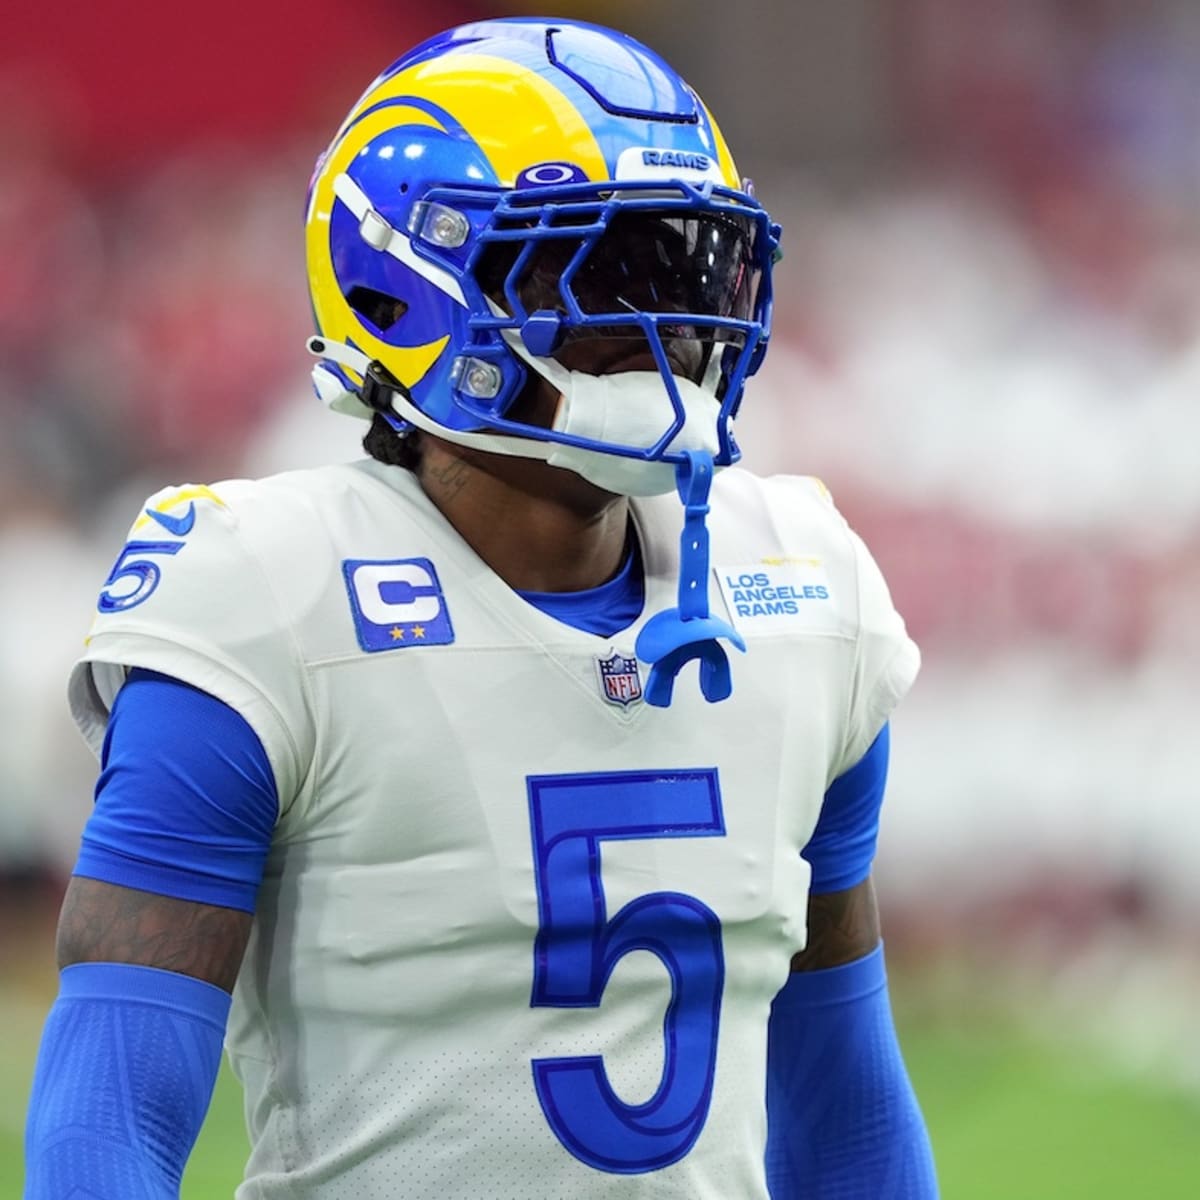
[
  {"left": 390, "top": 626, "right": 405, "bottom": 641},
  {"left": 412, "top": 625, "right": 426, "bottom": 639}
]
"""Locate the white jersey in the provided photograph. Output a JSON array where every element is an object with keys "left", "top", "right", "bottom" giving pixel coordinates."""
[{"left": 69, "top": 459, "right": 918, "bottom": 1199}]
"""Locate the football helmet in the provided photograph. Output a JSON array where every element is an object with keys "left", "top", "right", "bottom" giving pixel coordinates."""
[{"left": 304, "top": 17, "right": 781, "bottom": 483}]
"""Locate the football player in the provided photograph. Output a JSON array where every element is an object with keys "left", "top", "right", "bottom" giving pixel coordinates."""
[{"left": 25, "top": 18, "right": 937, "bottom": 1199}]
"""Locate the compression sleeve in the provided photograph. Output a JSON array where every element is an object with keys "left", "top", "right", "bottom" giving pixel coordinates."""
[
  {"left": 804, "top": 723, "right": 889, "bottom": 895},
  {"left": 765, "top": 945, "right": 938, "bottom": 1199},
  {"left": 75, "top": 668, "right": 277, "bottom": 911},
  {"left": 24, "top": 962, "right": 229, "bottom": 1200}
]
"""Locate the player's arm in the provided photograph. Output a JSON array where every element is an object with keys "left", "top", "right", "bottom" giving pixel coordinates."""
[
  {"left": 57, "top": 877, "right": 252, "bottom": 990},
  {"left": 24, "top": 671, "right": 276, "bottom": 1200},
  {"left": 790, "top": 872, "right": 881, "bottom": 972},
  {"left": 765, "top": 727, "right": 938, "bottom": 1199}
]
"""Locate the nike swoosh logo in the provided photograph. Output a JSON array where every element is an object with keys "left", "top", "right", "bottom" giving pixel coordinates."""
[{"left": 144, "top": 502, "right": 196, "bottom": 537}]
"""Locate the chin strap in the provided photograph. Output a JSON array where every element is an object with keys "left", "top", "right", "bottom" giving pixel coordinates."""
[{"left": 635, "top": 450, "right": 746, "bottom": 707}]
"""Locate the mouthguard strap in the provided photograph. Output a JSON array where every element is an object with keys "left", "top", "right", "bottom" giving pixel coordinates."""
[{"left": 635, "top": 450, "right": 746, "bottom": 706}]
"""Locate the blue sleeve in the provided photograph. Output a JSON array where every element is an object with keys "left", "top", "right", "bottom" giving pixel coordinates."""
[
  {"left": 75, "top": 668, "right": 278, "bottom": 912},
  {"left": 24, "top": 962, "right": 229, "bottom": 1199},
  {"left": 765, "top": 945, "right": 938, "bottom": 1198},
  {"left": 804, "top": 723, "right": 889, "bottom": 894}
]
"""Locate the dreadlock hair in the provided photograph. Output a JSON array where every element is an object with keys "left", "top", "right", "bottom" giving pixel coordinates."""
[{"left": 363, "top": 414, "right": 422, "bottom": 471}]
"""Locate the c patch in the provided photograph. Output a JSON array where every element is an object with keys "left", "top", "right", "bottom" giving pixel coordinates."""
[{"left": 343, "top": 558, "right": 455, "bottom": 652}]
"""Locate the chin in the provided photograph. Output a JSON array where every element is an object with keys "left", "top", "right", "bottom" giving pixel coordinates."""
[{"left": 543, "top": 460, "right": 626, "bottom": 512}]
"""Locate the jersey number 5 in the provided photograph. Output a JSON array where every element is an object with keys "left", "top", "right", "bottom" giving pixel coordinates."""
[
  {"left": 97, "top": 541, "right": 184, "bottom": 613},
  {"left": 527, "top": 769, "right": 725, "bottom": 1174}
]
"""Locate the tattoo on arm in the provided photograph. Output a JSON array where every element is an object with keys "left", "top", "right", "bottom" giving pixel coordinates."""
[
  {"left": 56, "top": 877, "right": 253, "bottom": 994},
  {"left": 790, "top": 875, "right": 881, "bottom": 972}
]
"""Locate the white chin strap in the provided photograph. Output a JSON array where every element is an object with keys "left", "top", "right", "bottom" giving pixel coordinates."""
[
  {"left": 501, "top": 331, "right": 725, "bottom": 497},
  {"left": 308, "top": 333, "right": 725, "bottom": 498}
]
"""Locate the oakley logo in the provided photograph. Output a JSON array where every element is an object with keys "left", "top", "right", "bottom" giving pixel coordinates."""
[{"left": 516, "top": 162, "right": 590, "bottom": 188}]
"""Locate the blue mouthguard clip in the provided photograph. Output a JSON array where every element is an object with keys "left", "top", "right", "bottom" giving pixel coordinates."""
[{"left": 635, "top": 450, "right": 746, "bottom": 707}]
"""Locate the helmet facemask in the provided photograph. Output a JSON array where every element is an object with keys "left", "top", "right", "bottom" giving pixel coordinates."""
[{"left": 452, "top": 179, "right": 776, "bottom": 470}]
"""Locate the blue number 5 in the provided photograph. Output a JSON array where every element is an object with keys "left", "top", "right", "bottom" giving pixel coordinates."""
[
  {"left": 527, "top": 769, "right": 725, "bottom": 1174},
  {"left": 97, "top": 540, "right": 184, "bottom": 613}
]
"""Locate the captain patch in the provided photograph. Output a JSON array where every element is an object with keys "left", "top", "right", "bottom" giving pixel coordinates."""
[
  {"left": 343, "top": 558, "right": 455, "bottom": 652},
  {"left": 715, "top": 561, "right": 837, "bottom": 635}
]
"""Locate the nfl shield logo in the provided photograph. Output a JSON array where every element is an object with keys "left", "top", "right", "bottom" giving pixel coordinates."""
[{"left": 596, "top": 651, "right": 643, "bottom": 707}]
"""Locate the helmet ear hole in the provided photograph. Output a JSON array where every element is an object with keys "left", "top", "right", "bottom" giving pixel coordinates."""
[{"left": 347, "top": 286, "right": 409, "bottom": 333}]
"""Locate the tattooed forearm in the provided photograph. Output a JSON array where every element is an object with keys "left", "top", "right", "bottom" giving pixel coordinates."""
[
  {"left": 56, "top": 877, "right": 252, "bottom": 993},
  {"left": 790, "top": 876, "right": 881, "bottom": 972}
]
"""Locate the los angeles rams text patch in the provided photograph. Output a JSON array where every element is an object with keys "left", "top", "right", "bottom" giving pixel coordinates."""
[
  {"left": 715, "top": 560, "right": 838, "bottom": 635},
  {"left": 343, "top": 558, "right": 455, "bottom": 652}
]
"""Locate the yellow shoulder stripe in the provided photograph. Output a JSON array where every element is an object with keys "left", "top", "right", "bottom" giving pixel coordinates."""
[{"left": 131, "top": 485, "right": 226, "bottom": 533}]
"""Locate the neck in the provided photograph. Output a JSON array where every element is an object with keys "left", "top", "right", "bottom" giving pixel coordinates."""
[{"left": 415, "top": 437, "right": 630, "bottom": 593}]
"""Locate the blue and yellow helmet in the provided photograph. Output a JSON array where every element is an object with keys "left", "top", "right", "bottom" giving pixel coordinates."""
[{"left": 305, "top": 17, "right": 781, "bottom": 467}]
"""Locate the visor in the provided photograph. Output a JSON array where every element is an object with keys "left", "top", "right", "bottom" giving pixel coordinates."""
[{"left": 478, "top": 208, "right": 761, "bottom": 376}]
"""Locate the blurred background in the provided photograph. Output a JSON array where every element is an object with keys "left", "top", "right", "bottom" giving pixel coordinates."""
[{"left": 2, "top": 0, "right": 1198, "bottom": 1194}]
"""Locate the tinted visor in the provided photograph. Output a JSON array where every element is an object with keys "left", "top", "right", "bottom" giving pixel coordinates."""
[{"left": 480, "top": 208, "right": 760, "bottom": 344}]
